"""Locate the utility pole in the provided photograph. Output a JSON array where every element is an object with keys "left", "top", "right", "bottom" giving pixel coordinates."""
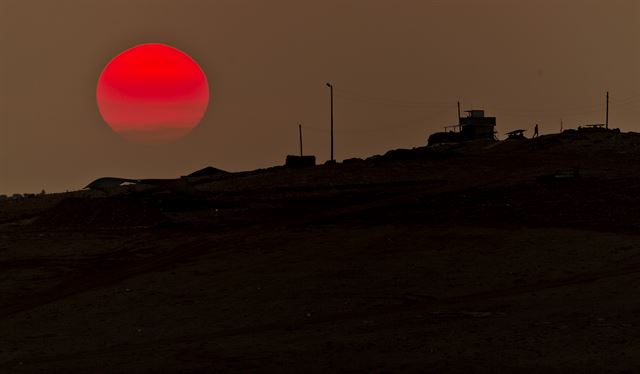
[
  {"left": 606, "top": 91, "right": 609, "bottom": 129},
  {"left": 299, "top": 124, "right": 303, "bottom": 156},
  {"left": 560, "top": 118, "right": 563, "bottom": 132},
  {"left": 326, "top": 82, "right": 334, "bottom": 162},
  {"left": 457, "top": 101, "right": 462, "bottom": 131}
]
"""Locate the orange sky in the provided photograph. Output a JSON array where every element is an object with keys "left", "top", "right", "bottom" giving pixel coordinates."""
[{"left": 1, "top": 0, "right": 638, "bottom": 194}]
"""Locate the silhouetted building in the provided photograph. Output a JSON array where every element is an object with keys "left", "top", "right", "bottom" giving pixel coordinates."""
[
  {"left": 458, "top": 110, "right": 496, "bottom": 140},
  {"left": 186, "top": 166, "right": 229, "bottom": 178},
  {"left": 84, "top": 177, "right": 138, "bottom": 194},
  {"left": 285, "top": 155, "right": 316, "bottom": 168},
  {"left": 428, "top": 109, "right": 497, "bottom": 146},
  {"left": 506, "top": 129, "right": 526, "bottom": 139}
]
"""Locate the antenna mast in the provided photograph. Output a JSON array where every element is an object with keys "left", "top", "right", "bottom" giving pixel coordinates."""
[
  {"left": 606, "top": 91, "right": 609, "bottom": 129},
  {"left": 299, "top": 124, "right": 303, "bottom": 156},
  {"left": 457, "top": 101, "right": 462, "bottom": 131},
  {"left": 326, "top": 83, "right": 334, "bottom": 162}
]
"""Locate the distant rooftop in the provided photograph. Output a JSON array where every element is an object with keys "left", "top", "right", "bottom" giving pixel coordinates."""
[{"left": 464, "top": 110, "right": 486, "bottom": 118}]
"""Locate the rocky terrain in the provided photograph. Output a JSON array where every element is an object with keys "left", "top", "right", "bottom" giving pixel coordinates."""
[{"left": 2, "top": 130, "right": 640, "bottom": 372}]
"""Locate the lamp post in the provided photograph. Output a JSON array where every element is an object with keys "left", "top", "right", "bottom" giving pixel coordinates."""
[
  {"left": 326, "top": 82, "right": 334, "bottom": 162},
  {"left": 299, "top": 124, "right": 303, "bottom": 156}
]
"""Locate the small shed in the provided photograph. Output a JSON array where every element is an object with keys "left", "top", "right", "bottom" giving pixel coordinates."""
[
  {"left": 506, "top": 129, "right": 526, "bottom": 139},
  {"left": 428, "top": 108, "right": 497, "bottom": 146},
  {"left": 459, "top": 110, "right": 497, "bottom": 141},
  {"left": 285, "top": 155, "right": 316, "bottom": 168}
]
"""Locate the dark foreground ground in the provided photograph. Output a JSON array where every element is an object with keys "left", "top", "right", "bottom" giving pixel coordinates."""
[{"left": 3, "top": 131, "right": 640, "bottom": 372}]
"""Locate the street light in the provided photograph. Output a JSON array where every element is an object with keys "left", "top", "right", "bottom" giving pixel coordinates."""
[{"left": 326, "top": 82, "right": 334, "bottom": 162}]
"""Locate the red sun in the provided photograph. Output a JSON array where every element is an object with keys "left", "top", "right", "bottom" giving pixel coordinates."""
[{"left": 97, "top": 43, "right": 209, "bottom": 144}]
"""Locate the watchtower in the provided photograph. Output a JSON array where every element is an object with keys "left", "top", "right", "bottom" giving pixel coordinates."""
[{"left": 458, "top": 110, "right": 497, "bottom": 141}]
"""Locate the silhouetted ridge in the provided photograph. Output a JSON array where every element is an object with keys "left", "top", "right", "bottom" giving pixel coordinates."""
[{"left": 187, "top": 166, "right": 229, "bottom": 178}]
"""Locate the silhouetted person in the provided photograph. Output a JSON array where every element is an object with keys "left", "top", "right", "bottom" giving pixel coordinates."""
[{"left": 533, "top": 124, "right": 539, "bottom": 138}]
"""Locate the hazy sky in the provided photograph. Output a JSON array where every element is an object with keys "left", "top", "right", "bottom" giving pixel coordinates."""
[{"left": 1, "top": 0, "right": 638, "bottom": 194}]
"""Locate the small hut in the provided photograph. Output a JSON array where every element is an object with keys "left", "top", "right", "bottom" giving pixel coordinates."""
[
  {"left": 428, "top": 109, "right": 497, "bottom": 146},
  {"left": 285, "top": 155, "right": 316, "bottom": 168}
]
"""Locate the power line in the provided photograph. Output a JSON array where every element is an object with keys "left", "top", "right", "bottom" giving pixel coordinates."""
[
  {"left": 301, "top": 116, "right": 448, "bottom": 135},
  {"left": 612, "top": 95, "right": 640, "bottom": 105},
  {"left": 334, "top": 88, "right": 453, "bottom": 107}
]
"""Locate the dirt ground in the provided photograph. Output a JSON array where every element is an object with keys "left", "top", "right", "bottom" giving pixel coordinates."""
[{"left": 3, "top": 131, "right": 640, "bottom": 373}]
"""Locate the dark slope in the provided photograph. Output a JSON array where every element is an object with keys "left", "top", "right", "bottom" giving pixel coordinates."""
[{"left": 2, "top": 131, "right": 640, "bottom": 372}]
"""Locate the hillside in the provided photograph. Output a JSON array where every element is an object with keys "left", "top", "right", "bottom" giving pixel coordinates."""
[{"left": 2, "top": 130, "right": 640, "bottom": 372}]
